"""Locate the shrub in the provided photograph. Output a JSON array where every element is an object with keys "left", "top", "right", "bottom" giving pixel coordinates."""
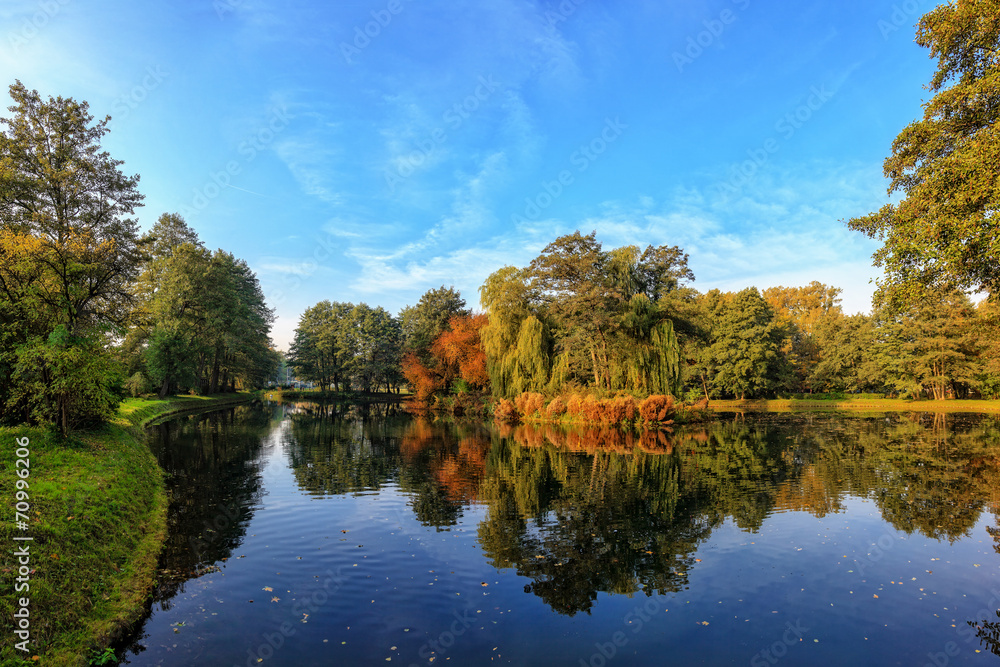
[
  {"left": 639, "top": 394, "right": 675, "bottom": 422},
  {"left": 605, "top": 395, "right": 637, "bottom": 423},
  {"left": 125, "top": 371, "right": 149, "bottom": 398},
  {"left": 580, "top": 395, "right": 602, "bottom": 422},
  {"left": 566, "top": 394, "right": 585, "bottom": 416},
  {"left": 514, "top": 392, "right": 546, "bottom": 418},
  {"left": 546, "top": 396, "right": 568, "bottom": 418},
  {"left": 493, "top": 398, "right": 520, "bottom": 424}
]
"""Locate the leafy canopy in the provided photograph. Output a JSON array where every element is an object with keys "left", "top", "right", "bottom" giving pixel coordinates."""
[{"left": 846, "top": 0, "right": 1000, "bottom": 307}]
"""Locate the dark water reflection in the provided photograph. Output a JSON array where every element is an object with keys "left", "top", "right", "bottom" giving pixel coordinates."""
[{"left": 118, "top": 404, "right": 1000, "bottom": 666}]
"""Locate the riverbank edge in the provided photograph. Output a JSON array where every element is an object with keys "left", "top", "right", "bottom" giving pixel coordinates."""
[
  {"left": 262, "top": 388, "right": 407, "bottom": 403},
  {"left": 707, "top": 398, "right": 1000, "bottom": 413},
  {"left": 0, "top": 392, "right": 257, "bottom": 667}
]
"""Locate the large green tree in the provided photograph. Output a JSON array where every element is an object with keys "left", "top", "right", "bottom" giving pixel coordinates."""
[
  {"left": 497, "top": 231, "right": 690, "bottom": 396},
  {"left": 873, "top": 288, "right": 980, "bottom": 399},
  {"left": 0, "top": 81, "right": 145, "bottom": 432},
  {"left": 703, "top": 288, "right": 787, "bottom": 399},
  {"left": 810, "top": 313, "right": 884, "bottom": 393},
  {"left": 289, "top": 300, "right": 403, "bottom": 393},
  {"left": 145, "top": 243, "right": 276, "bottom": 397},
  {"left": 846, "top": 0, "right": 1000, "bottom": 307}
]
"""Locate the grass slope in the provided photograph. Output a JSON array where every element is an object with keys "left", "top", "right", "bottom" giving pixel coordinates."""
[{"left": 0, "top": 392, "right": 255, "bottom": 667}]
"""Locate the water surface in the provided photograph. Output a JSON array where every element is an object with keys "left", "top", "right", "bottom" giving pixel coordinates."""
[{"left": 117, "top": 403, "right": 1000, "bottom": 666}]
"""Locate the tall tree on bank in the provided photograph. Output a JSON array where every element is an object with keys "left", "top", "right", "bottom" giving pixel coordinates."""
[
  {"left": 479, "top": 232, "right": 690, "bottom": 398},
  {"left": 873, "top": 288, "right": 980, "bottom": 399},
  {"left": 703, "top": 288, "right": 786, "bottom": 399},
  {"left": 289, "top": 301, "right": 403, "bottom": 393},
  {"left": 763, "top": 282, "right": 843, "bottom": 393},
  {"left": 846, "top": 0, "right": 1000, "bottom": 308},
  {"left": 145, "top": 242, "right": 277, "bottom": 397},
  {"left": 0, "top": 81, "right": 146, "bottom": 432}
]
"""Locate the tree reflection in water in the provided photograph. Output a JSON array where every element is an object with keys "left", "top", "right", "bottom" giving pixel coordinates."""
[
  {"left": 149, "top": 404, "right": 1000, "bottom": 622},
  {"left": 390, "top": 412, "right": 1000, "bottom": 615}
]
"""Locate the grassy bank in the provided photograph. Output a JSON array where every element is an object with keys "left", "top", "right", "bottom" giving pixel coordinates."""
[
  {"left": 708, "top": 398, "right": 1000, "bottom": 413},
  {"left": 0, "top": 392, "right": 255, "bottom": 667}
]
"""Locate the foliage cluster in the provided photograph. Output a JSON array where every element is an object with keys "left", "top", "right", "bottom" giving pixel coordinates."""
[
  {"left": 494, "top": 390, "right": 702, "bottom": 426},
  {"left": 0, "top": 83, "right": 278, "bottom": 435},
  {"left": 288, "top": 300, "right": 403, "bottom": 395}
]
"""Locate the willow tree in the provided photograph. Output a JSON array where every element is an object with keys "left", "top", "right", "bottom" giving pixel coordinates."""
[
  {"left": 846, "top": 0, "right": 1000, "bottom": 308},
  {"left": 480, "top": 234, "right": 689, "bottom": 398},
  {"left": 619, "top": 294, "right": 681, "bottom": 396},
  {"left": 480, "top": 266, "right": 548, "bottom": 397}
]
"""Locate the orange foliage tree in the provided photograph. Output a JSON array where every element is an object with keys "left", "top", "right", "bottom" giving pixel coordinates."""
[{"left": 402, "top": 314, "right": 489, "bottom": 401}]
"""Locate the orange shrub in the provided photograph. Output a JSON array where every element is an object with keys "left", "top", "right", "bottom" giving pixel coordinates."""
[
  {"left": 546, "top": 396, "right": 568, "bottom": 418},
  {"left": 603, "top": 395, "right": 638, "bottom": 423},
  {"left": 514, "top": 392, "right": 546, "bottom": 418},
  {"left": 566, "top": 394, "right": 585, "bottom": 416},
  {"left": 493, "top": 398, "right": 520, "bottom": 424},
  {"left": 639, "top": 395, "right": 676, "bottom": 422},
  {"left": 581, "top": 395, "right": 603, "bottom": 422},
  {"left": 620, "top": 395, "right": 638, "bottom": 421}
]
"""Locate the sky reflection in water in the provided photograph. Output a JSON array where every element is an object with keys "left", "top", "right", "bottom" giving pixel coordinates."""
[{"left": 118, "top": 403, "right": 1000, "bottom": 666}]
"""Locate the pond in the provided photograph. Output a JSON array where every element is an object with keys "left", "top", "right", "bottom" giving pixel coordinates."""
[{"left": 116, "top": 401, "right": 1000, "bottom": 666}]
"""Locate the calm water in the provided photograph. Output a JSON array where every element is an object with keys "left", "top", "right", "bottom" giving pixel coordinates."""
[{"left": 116, "top": 402, "right": 1000, "bottom": 666}]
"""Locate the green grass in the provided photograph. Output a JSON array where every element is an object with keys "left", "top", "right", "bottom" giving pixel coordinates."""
[
  {"left": 0, "top": 392, "right": 256, "bottom": 667},
  {"left": 707, "top": 398, "right": 1000, "bottom": 413}
]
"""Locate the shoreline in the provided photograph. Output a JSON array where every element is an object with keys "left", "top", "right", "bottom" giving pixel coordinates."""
[
  {"left": 707, "top": 398, "right": 1000, "bottom": 413},
  {"left": 0, "top": 392, "right": 257, "bottom": 666}
]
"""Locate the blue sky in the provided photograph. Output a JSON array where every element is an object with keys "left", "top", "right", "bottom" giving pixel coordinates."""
[{"left": 1, "top": 0, "right": 940, "bottom": 349}]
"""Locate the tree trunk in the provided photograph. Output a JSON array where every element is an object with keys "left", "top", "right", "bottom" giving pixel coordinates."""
[
  {"left": 159, "top": 376, "right": 170, "bottom": 400},
  {"left": 209, "top": 347, "right": 221, "bottom": 394},
  {"left": 60, "top": 396, "right": 69, "bottom": 437}
]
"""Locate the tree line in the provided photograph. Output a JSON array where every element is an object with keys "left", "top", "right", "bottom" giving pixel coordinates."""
[
  {"left": 292, "top": 229, "right": 999, "bottom": 404},
  {"left": 0, "top": 81, "right": 279, "bottom": 435}
]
